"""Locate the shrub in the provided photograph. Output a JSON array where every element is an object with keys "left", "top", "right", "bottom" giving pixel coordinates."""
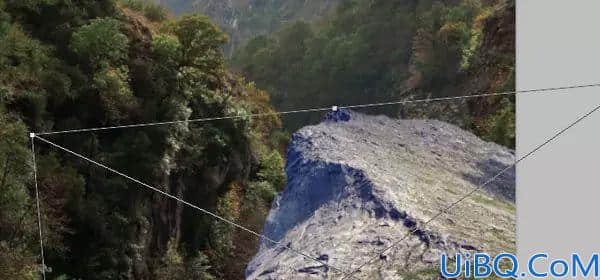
[
  {"left": 257, "top": 151, "right": 286, "bottom": 191},
  {"left": 185, "top": 252, "right": 215, "bottom": 280},
  {"left": 268, "top": 130, "right": 290, "bottom": 154},
  {"left": 143, "top": 3, "right": 168, "bottom": 22},
  {"left": 120, "top": 0, "right": 145, "bottom": 11},
  {"left": 152, "top": 33, "right": 181, "bottom": 62},
  {"left": 121, "top": 0, "right": 168, "bottom": 22},
  {"left": 154, "top": 238, "right": 185, "bottom": 279},
  {"left": 246, "top": 181, "right": 276, "bottom": 206},
  {"left": 483, "top": 98, "right": 515, "bottom": 148},
  {"left": 93, "top": 66, "right": 138, "bottom": 121}
]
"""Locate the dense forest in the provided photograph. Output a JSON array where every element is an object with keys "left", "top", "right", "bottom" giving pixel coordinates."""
[
  {"left": 0, "top": 0, "right": 286, "bottom": 279},
  {"left": 232, "top": 0, "right": 515, "bottom": 147},
  {"left": 0, "top": 0, "right": 515, "bottom": 279},
  {"left": 155, "top": 0, "right": 342, "bottom": 56}
]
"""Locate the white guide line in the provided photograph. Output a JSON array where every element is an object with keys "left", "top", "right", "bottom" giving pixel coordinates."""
[
  {"left": 35, "top": 83, "right": 600, "bottom": 136},
  {"left": 32, "top": 135, "right": 354, "bottom": 278},
  {"left": 340, "top": 102, "right": 600, "bottom": 280},
  {"left": 30, "top": 137, "right": 46, "bottom": 280},
  {"left": 28, "top": 82, "right": 600, "bottom": 279}
]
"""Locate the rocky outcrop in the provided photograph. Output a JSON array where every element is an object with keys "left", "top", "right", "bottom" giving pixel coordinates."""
[{"left": 246, "top": 110, "right": 515, "bottom": 279}]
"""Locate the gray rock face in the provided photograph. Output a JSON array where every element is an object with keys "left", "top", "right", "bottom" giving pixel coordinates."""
[{"left": 246, "top": 110, "right": 515, "bottom": 279}]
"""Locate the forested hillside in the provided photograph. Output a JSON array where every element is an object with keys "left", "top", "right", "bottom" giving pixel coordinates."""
[
  {"left": 155, "top": 0, "right": 342, "bottom": 56},
  {"left": 233, "top": 0, "right": 515, "bottom": 147},
  {"left": 1, "top": 0, "right": 516, "bottom": 279},
  {"left": 0, "top": 0, "right": 286, "bottom": 279}
]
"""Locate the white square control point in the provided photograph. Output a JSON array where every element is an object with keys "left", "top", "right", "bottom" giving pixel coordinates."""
[
  {"left": 29, "top": 132, "right": 35, "bottom": 138},
  {"left": 332, "top": 106, "right": 338, "bottom": 112}
]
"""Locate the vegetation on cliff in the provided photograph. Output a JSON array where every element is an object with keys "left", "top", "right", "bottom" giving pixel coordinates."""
[
  {"left": 1, "top": 0, "right": 516, "bottom": 279},
  {"left": 0, "top": 0, "right": 285, "bottom": 278},
  {"left": 232, "top": 0, "right": 515, "bottom": 147},
  {"left": 156, "top": 0, "right": 342, "bottom": 56}
]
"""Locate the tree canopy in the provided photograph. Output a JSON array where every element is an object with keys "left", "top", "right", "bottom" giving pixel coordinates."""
[
  {"left": 0, "top": 0, "right": 286, "bottom": 278},
  {"left": 232, "top": 0, "right": 515, "bottom": 147}
]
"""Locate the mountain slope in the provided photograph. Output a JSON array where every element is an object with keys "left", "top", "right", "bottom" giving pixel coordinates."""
[
  {"left": 157, "top": 0, "right": 342, "bottom": 55},
  {"left": 0, "top": 1, "right": 285, "bottom": 279},
  {"left": 232, "top": 0, "right": 515, "bottom": 147},
  {"left": 247, "top": 110, "right": 515, "bottom": 279}
]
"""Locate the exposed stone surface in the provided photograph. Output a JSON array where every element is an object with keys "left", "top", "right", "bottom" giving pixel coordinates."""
[{"left": 246, "top": 110, "right": 515, "bottom": 279}]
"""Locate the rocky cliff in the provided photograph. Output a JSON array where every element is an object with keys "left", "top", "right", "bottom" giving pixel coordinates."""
[{"left": 246, "top": 110, "right": 515, "bottom": 279}]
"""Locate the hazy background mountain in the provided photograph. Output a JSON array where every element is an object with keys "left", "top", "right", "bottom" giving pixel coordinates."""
[{"left": 155, "top": 0, "right": 342, "bottom": 55}]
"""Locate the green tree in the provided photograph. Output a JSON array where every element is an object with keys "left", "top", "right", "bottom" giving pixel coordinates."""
[
  {"left": 0, "top": 109, "right": 39, "bottom": 280},
  {"left": 0, "top": 108, "right": 83, "bottom": 278},
  {"left": 174, "top": 14, "right": 227, "bottom": 75},
  {"left": 152, "top": 33, "right": 181, "bottom": 63},
  {"left": 232, "top": 0, "right": 514, "bottom": 147},
  {"left": 70, "top": 18, "right": 129, "bottom": 68},
  {"left": 0, "top": 0, "right": 285, "bottom": 278}
]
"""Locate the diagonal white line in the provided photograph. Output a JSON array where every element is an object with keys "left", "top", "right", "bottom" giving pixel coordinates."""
[
  {"left": 341, "top": 102, "right": 600, "bottom": 279},
  {"left": 30, "top": 136, "right": 46, "bottom": 280},
  {"left": 35, "top": 107, "right": 331, "bottom": 136},
  {"left": 339, "top": 83, "right": 600, "bottom": 109},
  {"left": 34, "top": 83, "right": 600, "bottom": 136},
  {"left": 33, "top": 135, "right": 352, "bottom": 277},
  {"left": 29, "top": 83, "right": 600, "bottom": 278}
]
